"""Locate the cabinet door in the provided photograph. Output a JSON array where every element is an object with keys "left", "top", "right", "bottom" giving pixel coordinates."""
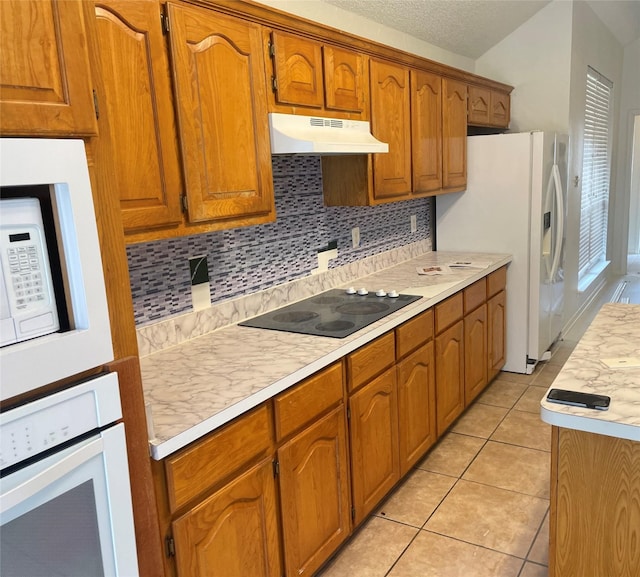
[
  {"left": 271, "top": 30, "right": 323, "bottom": 108},
  {"left": 411, "top": 70, "right": 442, "bottom": 194},
  {"left": 172, "top": 457, "right": 281, "bottom": 577},
  {"left": 491, "top": 91, "right": 510, "bottom": 127},
  {"left": 0, "top": 0, "right": 96, "bottom": 135},
  {"left": 487, "top": 290, "right": 506, "bottom": 381},
  {"left": 435, "top": 320, "right": 465, "bottom": 435},
  {"left": 323, "top": 45, "right": 366, "bottom": 113},
  {"left": 369, "top": 59, "right": 412, "bottom": 200},
  {"left": 167, "top": 4, "right": 274, "bottom": 223},
  {"left": 278, "top": 405, "right": 351, "bottom": 577},
  {"left": 467, "top": 85, "right": 490, "bottom": 126},
  {"left": 94, "top": 0, "right": 182, "bottom": 232},
  {"left": 442, "top": 78, "right": 467, "bottom": 191},
  {"left": 397, "top": 341, "right": 437, "bottom": 476},
  {"left": 464, "top": 304, "right": 488, "bottom": 406},
  {"left": 349, "top": 367, "right": 400, "bottom": 525}
]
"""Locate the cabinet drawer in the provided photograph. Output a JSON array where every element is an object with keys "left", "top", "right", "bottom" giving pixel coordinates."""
[
  {"left": 347, "top": 331, "right": 395, "bottom": 392},
  {"left": 396, "top": 309, "right": 434, "bottom": 359},
  {"left": 464, "top": 279, "right": 487, "bottom": 314},
  {"left": 165, "top": 404, "right": 273, "bottom": 512},
  {"left": 487, "top": 266, "right": 507, "bottom": 298},
  {"left": 274, "top": 362, "right": 344, "bottom": 441},
  {"left": 435, "top": 293, "right": 463, "bottom": 334}
]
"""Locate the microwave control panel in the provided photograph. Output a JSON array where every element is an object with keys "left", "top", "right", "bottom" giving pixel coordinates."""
[{"left": 0, "top": 197, "right": 60, "bottom": 346}]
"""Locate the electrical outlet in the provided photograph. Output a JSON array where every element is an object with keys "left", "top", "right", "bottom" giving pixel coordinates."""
[
  {"left": 352, "top": 227, "right": 360, "bottom": 248},
  {"left": 410, "top": 214, "right": 417, "bottom": 233}
]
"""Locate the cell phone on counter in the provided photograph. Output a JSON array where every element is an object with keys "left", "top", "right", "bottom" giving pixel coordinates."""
[{"left": 546, "top": 388, "right": 610, "bottom": 410}]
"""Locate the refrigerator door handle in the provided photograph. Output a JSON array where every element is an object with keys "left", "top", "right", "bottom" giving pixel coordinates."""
[{"left": 549, "top": 163, "right": 564, "bottom": 282}]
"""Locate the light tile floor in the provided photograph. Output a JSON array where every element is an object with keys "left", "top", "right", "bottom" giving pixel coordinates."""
[{"left": 317, "top": 265, "right": 640, "bottom": 577}]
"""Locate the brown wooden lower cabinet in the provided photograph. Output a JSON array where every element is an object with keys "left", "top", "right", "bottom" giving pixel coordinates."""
[
  {"left": 464, "top": 303, "right": 488, "bottom": 405},
  {"left": 550, "top": 426, "right": 640, "bottom": 577},
  {"left": 397, "top": 341, "right": 437, "bottom": 476},
  {"left": 278, "top": 404, "right": 351, "bottom": 577},
  {"left": 435, "top": 320, "right": 465, "bottom": 435},
  {"left": 156, "top": 270, "right": 508, "bottom": 576},
  {"left": 172, "top": 457, "right": 281, "bottom": 577},
  {"left": 487, "top": 289, "right": 506, "bottom": 381},
  {"left": 349, "top": 367, "right": 400, "bottom": 525}
]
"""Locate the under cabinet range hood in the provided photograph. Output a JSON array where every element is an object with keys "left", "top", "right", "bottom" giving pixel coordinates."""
[{"left": 268, "top": 112, "right": 389, "bottom": 155}]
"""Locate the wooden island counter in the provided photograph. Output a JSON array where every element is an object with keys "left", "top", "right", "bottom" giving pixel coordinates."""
[{"left": 541, "top": 303, "right": 640, "bottom": 577}]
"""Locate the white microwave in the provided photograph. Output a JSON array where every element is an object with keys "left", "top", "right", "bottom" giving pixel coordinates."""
[
  {"left": 1, "top": 198, "right": 60, "bottom": 345},
  {"left": 0, "top": 139, "right": 113, "bottom": 401}
]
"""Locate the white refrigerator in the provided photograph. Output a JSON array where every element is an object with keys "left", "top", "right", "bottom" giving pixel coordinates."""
[{"left": 436, "top": 131, "right": 568, "bottom": 374}]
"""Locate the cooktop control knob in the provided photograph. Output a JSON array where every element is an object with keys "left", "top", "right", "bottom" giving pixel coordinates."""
[
  {"left": 387, "top": 290, "right": 399, "bottom": 298},
  {"left": 357, "top": 287, "right": 369, "bottom": 295},
  {"left": 375, "top": 289, "right": 387, "bottom": 297},
  {"left": 346, "top": 287, "right": 357, "bottom": 294}
]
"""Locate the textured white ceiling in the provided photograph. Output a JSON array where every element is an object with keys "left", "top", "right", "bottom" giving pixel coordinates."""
[{"left": 323, "top": 0, "right": 640, "bottom": 58}]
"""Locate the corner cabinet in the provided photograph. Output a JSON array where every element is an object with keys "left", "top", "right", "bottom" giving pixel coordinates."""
[
  {"left": 0, "top": 0, "right": 97, "bottom": 136},
  {"left": 167, "top": 3, "right": 274, "bottom": 225},
  {"left": 468, "top": 85, "right": 510, "bottom": 128}
]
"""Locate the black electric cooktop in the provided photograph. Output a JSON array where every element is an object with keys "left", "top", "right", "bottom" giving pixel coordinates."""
[{"left": 238, "top": 289, "right": 421, "bottom": 338}]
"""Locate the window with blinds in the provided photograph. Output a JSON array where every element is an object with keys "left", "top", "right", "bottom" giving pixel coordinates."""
[{"left": 578, "top": 67, "right": 613, "bottom": 280}]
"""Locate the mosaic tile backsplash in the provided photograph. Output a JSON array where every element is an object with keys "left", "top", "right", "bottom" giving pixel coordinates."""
[{"left": 127, "top": 155, "right": 432, "bottom": 325}]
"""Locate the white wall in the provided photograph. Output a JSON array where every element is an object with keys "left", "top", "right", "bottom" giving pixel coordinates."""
[
  {"left": 564, "top": 0, "right": 623, "bottom": 320},
  {"left": 477, "top": 0, "right": 626, "bottom": 329},
  {"left": 614, "top": 37, "right": 640, "bottom": 262},
  {"left": 252, "top": 0, "right": 474, "bottom": 71},
  {"left": 475, "top": 0, "right": 573, "bottom": 133}
]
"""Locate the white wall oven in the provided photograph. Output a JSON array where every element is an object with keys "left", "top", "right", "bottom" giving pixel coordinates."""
[
  {"left": 0, "top": 139, "right": 138, "bottom": 575},
  {"left": 0, "top": 373, "right": 139, "bottom": 576}
]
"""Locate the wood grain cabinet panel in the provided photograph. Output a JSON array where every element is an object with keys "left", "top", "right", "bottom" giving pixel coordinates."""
[
  {"left": 270, "top": 30, "right": 324, "bottom": 108},
  {"left": 464, "top": 303, "right": 488, "bottom": 405},
  {"left": 435, "top": 320, "right": 465, "bottom": 435},
  {"left": 349, "top": 367, "right": 400, "bottom": 525},
  {"left": 167, "top": 3, "right": 274, "bottom": 224},
  {"left": 323, "top": 45, "right": 366, "bottom": 113},
  {"left": 468, "top": 85, "right": 510, "bottom": 128},
  {"left": 397, "top": 341, "right": 437, "bottom": 475},
  {"left": 0, "top": 0, "right": 97, "bottom": 135},
  {"left": 93, "top": 0, "right": 182, "bottom": 232},
  {"left": 551, "top": 428, "right": 640, "bottom": 577},
  {"left": 347, "top": 331, "right": 395, "bottom": 393},
  {"left": 487, "top": 290, "right": 506, "bottom": 380},
  {"left": 411, "top": 70, "right": 443, "bottom": 194},
  {"left": 278, "top": 405, "right": 351, "bottom": 577},
  {"left": 369, "top": 59, "right": 412, "bottom": 201},
  {"left": 172, "top": 457, "right": 282, "bottom": 577},
  {"left": 396, "top": 308, "right": 434, "bottom": 359},
  {"left": 442, "top": 78, "right": 467, "bottom": 191}
]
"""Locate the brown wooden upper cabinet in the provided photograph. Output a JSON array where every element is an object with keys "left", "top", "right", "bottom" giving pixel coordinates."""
[
  {"left": 369, "top": 59, "right": 412, "bottom": 200},
  {"left": 267, "top": 30, "right": 367, "bottom": 117},
  {"left": 468, "top": 85, "right": 510, "bottom": 128},
  {"left": 92, "top": 1, "right": 276, "bottom": 242},
  {"left": 0, "top": 0, "right": 97, "bottom": 136},
  {"left": 168, "top": 3, "right": 275, "bottom": 225},
  {"left": 442, "top": 78, "right": 468, "bottom": 191},
  {"left": 93, "top": 0, "right": 183, "bottom": 233}
]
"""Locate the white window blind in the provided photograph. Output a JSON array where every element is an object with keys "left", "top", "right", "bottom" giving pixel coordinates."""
[{"left": 578, "top": 67, "right": 613, "bottom": 279}]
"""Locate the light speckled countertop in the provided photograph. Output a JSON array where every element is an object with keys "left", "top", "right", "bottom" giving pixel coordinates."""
[
  {"left": 141, "top": 251, "right": 511, "bottom": 459},
  {"left": 540, "top": 303, "right": 640, "bottom": 441}
]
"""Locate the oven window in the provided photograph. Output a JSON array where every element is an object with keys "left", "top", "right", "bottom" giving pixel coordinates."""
[{"left": 1, "top": 480, "right": 104, "bottom": 577}]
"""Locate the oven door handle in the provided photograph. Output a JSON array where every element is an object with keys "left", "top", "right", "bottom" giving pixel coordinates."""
[{"left": 1, "top": 436, "right": 104, "bottom": 514}]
